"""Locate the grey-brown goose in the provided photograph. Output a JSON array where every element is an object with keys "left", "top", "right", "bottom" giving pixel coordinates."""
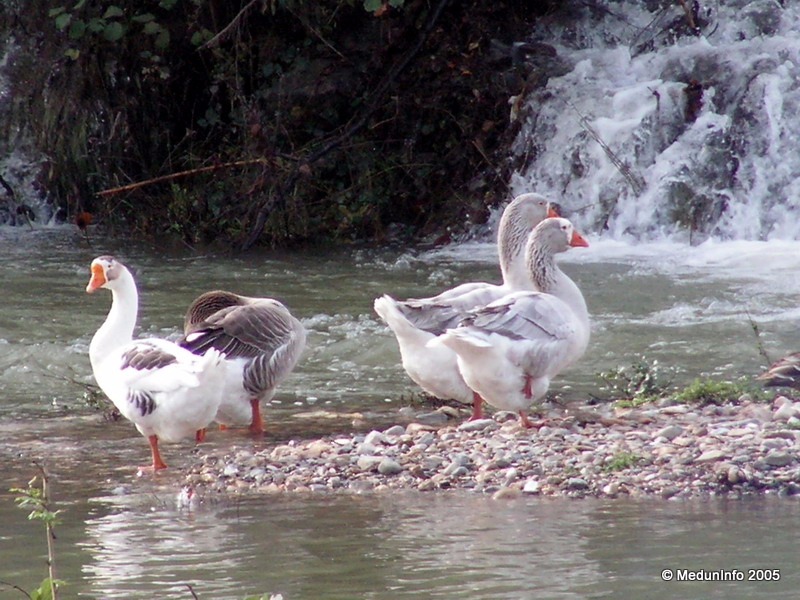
[{"left": 180, "top": 291, "right": 306, "bottom": 434}]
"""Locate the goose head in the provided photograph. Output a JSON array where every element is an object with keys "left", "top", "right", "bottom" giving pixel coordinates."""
[
  {"left": 499, "top": 193, "right": 560, "bottom": 289},
  {"left": 530, "top": 217, "right": 589, "bottom": 254},
  {"left": 86, "top": 255, "right": 129, "bottom": 293}
]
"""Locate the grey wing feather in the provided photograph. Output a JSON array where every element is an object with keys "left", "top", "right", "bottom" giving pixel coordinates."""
[
  {"left": 242, "top": 327, "right": 306, "bottom": 395},
  {"left": 394, "top": 301, "right": 465, "bottom": 335},
  {"left": 463, "top": 293, "right": 575, "bottom": 342},
  {"left": 181, "top": 302, "right": 301, "bottom": 360},
  {"left": 398, "top": 286, "right": 503, "bottom": 335},
  {"left": 121, "top": 341, "right": 178, "bottom": 371}
]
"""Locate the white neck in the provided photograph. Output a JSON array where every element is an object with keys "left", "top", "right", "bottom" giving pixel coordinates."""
[
  {"left": 498, "top": 214, "right": 536, "bottom": 291},
  {"left": 89, "top": 268, "right": 138, "bottom": 368},
  {"left": 528, "top": 243, "right": 590, "bottom": 338}
]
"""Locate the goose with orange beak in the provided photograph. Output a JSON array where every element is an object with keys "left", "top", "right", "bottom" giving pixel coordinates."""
[
  {"left": 86, "top": 256, "right": 226, "bottom": 471},
  {"left": 374, "top": 193, "right": 559, "bottom": 420},
  {"left": 430, "top": 217, "right": 590, "bottom": 427}
]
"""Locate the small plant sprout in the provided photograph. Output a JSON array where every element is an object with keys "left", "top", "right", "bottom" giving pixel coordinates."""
[{"left": 8, "top": 464, "right": 63, "bottom": 600}]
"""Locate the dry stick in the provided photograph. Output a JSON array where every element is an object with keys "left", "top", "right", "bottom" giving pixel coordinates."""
[
  {"left": 199, "top": 0, "right": 261, "bottom": 49},
  {"left": 239, "top": 0, "right": 453, "bottom": 251},
  {"left": 569, "top": 100, "right": 646, "bottom": 196},
  {"left": 746, "top": 310, "right": 773, "bottom": 367},
  {"left": 95, "top": 158, "right": 271, "bottom": 198},
  {"left": 676, "top": 0, "right": 699, "bottom": 32}
]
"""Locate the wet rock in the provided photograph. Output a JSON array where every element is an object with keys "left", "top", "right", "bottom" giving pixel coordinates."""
[
  {"left": 492, "top": 486, "right": 522, "bottom": 500},
  {"left": 383, "top": 425, "right": 406, "bottom": 437},
  {"left": 378, "top": 458, "right": 403, "bottom": 475},
  {"left": 695, "top": 450, "right": 725, "bottom": 463},
  {"left": 764, "top": 451, "right": 793, "bottom": 467},
  {"left": 458, "top": 419, "right": 500, "bottom": 432},
  {"left": 655, "top": 425, "right": 684, "bottom": 441},
  {"left": 416, "top": 411, "right": 450, "bottom": 426}
]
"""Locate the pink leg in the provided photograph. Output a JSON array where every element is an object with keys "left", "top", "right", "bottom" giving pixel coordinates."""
[
  {"left": 468, "top": 392, "right": 484, "bottom": 421},
  {"left": 195, "top": 428, "right": 206, "bottom": 443},
  {"left": 249, "top": 398, "right": 264, "bottom": 434}
]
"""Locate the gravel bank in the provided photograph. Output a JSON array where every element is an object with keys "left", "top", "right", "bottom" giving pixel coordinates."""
[{"left": 183, "top": 396, "right": 800, "bottom": 500}]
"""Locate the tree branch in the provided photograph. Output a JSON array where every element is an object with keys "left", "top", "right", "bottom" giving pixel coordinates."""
[{"left": 96, "top": 158, "right": 271, "bottom": 198}]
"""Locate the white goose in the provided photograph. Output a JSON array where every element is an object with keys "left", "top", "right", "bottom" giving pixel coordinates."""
[
  {"left": 180, "top": 291, "right": 307, "bottom": 434},
  {"left": 374, "top": 193, "right": 557, "bottom": 419},
  {"left": 86, "top": 256, "right": 226, "bottom": 471},
  {"left": 432, "top": 217, "right": 590, "bottom": 427}
]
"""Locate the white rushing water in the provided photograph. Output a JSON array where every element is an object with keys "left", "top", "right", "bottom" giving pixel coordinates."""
[{"left": 508, "top": 0, "right": 800, "bottom": 242}]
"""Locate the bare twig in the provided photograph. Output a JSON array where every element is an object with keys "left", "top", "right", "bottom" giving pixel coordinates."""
[
  {"left": 676, "top": 0, "right": 699, "bottom": 33},
  {"left": 186, "top": 583, "right": 200, "bottom": 600},
  {"left": 0, "top": 580, "right": 32, "bottom": 598},
  {"left": 568, "top": 100, "right": 646, "bottom": 195},
  {"left": 199, "top": 0, "right": 262, "bottom": 50},
  {"left": 96, "top": 158, "right": 271, "bottom": 198},
  {"left": 746, "top": 310, "right": 773, "bottom": 366}
]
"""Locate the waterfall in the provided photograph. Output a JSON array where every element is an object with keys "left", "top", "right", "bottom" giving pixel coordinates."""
[
  {"left": 0, "top": 37, "right": 49, "bottom": 226},
  {"left": 509, "top": 1, "right": 800, "bottom": 242}
]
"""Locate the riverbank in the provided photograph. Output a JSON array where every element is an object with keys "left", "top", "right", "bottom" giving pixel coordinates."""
[{"left": 182, "top": 395, "right": 800, "bottom": 501}]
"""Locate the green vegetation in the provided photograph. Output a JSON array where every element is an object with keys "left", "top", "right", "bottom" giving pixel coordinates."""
[
  {"left": 6, "top": 466, "right": 63, "bottom": 600},
  {"left": 598, "top": 355, "right": 676, "bottom": 406},
  {"left": 672, "top": 377, "right": 768, "bottom": 406},
  {"left": 603, "top": 451, "right": 643, "bottom": 472},
  {"left": 4, "top": 0, "right": 554, "bottom": 248},
  {"left": 599, "top": 357, "right": 769, "bottom": 408}
]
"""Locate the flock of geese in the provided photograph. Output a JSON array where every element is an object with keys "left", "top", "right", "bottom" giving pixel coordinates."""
[{"left": 86, "top": 191, "right": 798, "bottom": 472}]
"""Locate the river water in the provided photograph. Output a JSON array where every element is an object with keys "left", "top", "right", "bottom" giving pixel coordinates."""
[{"left": 1, "top": 225, "right": 799, "bottom": 598}]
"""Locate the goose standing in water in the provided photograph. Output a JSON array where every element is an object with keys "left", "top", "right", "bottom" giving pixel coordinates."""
[
  {"left": 86, "top": 256, "right": 226, "bottom": 471},
  {"left": 180, "top": 291, "right": 307, "bottom": 434},
  {"left": 431, "top": 217, "right": 590, "bottom": 427},
  {"left": 374, "top": 193, "right": 557, "bottom": 419}
]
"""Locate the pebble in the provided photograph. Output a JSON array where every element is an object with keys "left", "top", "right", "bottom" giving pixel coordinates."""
[
  {"left": 183, "top": 399, "right": 800, "bottom": 500},
  {"left": 655, "top": 425, "right": 684, "bottom": 441},
  {"left": 378, "top": 458, "right": 403, "bottom": 475}
]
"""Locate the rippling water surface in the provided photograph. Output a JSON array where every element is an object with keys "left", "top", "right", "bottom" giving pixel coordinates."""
[{"left": 2, "top": 226, "right": 800, "bottom": 598}]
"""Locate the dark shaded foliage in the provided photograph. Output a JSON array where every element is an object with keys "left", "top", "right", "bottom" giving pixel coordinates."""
[{"left": 3, "top": 0, "right": 560, "bottom": 247}]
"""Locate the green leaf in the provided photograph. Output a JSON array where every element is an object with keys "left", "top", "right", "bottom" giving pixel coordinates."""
[
  {"left": 159, "top": 0, "right": 179, "bottom": 9},
  {"left": 87, "top": 18, "right": 106, "bottom": 33},
  {"left": 54, "top": 12, "right": 72, "bottom": 31},
  {"left": 48, "top": 7, "right": 66, "bottom": 17},
  {"left": 103, "top": 6, "right": 124, "bottom": 19},
  {"left": 132, "top": 12, "right": 156, "bottom": 23},
  {"left": 143, "top": 21, "right": 162, "bottom": 35},
  {"left": 103, "top": 21, "right": 125, "bottom": 42},
  {"left": 65, "top": 48, "right": 81, "bottom": 60},
  {"left": 73, "top": 0, "right": 86, "bottom": 9},
  {"left": 155, "top": 30, "right": 170, "bottom": 50},
  {"left": 68, "top": 19, "right": 87, "bottom": 40},
  {"left": 363, "top": 0, "right": 382, "bottom": 12}
]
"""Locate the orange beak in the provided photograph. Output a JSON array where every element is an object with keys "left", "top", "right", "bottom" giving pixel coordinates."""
[
  {"left": 570, "top": 229, "right": 589, "bottom": 248},
  {"left": 86, "top": 263, "right": 106, "bottom": 293},
  {"left": 547, "top": 205, "right": 560, "bottom": 218}
]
